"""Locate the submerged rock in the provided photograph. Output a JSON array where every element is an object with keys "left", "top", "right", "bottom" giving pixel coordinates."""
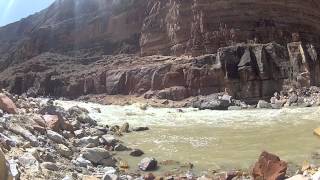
[
  {"left": 252, "top": 151, "right": 287, "bottom": 180},
  {"left": 132, "top": 127, "right": 149, "bottom": 132},
  {"left": 130, "top": 149, "right": 144, "bottom": 157},
  {"left": 139, "top": 157, "right": 158, "bottom": 171},
  {"left": 114, "top": 144, "right": 129, "bottom": 151},
  {"left": 120, "top": 122, "right": 129, "bottom": 133}
]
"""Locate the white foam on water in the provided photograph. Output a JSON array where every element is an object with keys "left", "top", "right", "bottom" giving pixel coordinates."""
[
  {"left": 53, "top": 99, "right": 320, "bottom": 170},
  {"left": 55, "top": 100, "right": 320, "bottom": 128}
]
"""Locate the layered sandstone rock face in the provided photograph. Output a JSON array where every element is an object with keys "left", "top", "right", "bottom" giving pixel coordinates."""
[
  {"left": 0, "top": 41, "right": 318, "bottom": 102},
  {"left": 0, "top": 0, "right": 320, "bottom": 101},
  {"left": 140, "top": 0, "right": 320, "bottom": 56}
]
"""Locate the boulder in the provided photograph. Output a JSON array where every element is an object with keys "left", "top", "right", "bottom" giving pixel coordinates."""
[
  {"left": 81, "top": 148, "right": 111, "bottom": 164},
  {"left": 18, "top": 152, "right": 40, "bottom": 172},
  {"left": 8, "top": 124, "right": 39, "bottom": 147},
  {"left": 76, "top": 136, "right": 99, "bottom": 147},
  {"left": 56, "top": 144, "right": 73, "bottom": 157},
  {"left": 102, "top": 166, "right": 117, "bottom": 174},
  {"left": 192, "top": 94, "right": 232, "bottom": 110},
  {"left": 74, "top": 129, "right": 85, "bottom": 138},
  {"left": 144, "top": 173, "right": 156, "bottom": 180},
  {"left": 286, "top": 175, "right": 309, "bottom": 180},
  {"left": 130, "top": 149, "right": 144, "bottom": 157},
  {"left": 114, "top": 144, "right": 129, "bottom": 151},
  {"left": 39, "top": 104, "right": 67, "bottom": 120},
  {"left": 288, "top": 93, "right": 298, "bottom": 105},
  {"left": 120, "top": 123, "right": 129, "bottom": 133},
  {"left": 228, "top": 106, "right": 242, "bottom": 110},
  {"left": 40, "top": 162, "right": 59, "bottom": 171},
  {"left": 8, "top": 159, "right": 19, "bottom": 179},
  {"left": 103, "top": 174, "right": 119, "bottom": 180},
  {"left": 156, "top": 86, "right": 188, "bottom": 101},
  {"left": 132, "top": 127, "right": 149, "bottom": 132},
  {"left": 257, "top": 100, "right": 272, "bottom": 109},
  {"left": 314, "top": 127, "right": 320, "bottom": 137},
  {"left": 0, "top": 94, "right": 18, "bottom": 114},
  {"left": 73, "top": 155, "right": 92, "bottom": 168},
  {"left": 47, "top": 130, "right": 66, "bottom": 144},
  {"left": 42, "top": 115, "right": 61, "bottom": 131},
  {"left": 101, "top": 134, "right": 118, "bottom": 146},
  {"left": 252, "top": 151, "right": 287, "bottom": 180},
  {"left": 76, "top": 113, "right": 97, "bottom": 126},
  {"left": 68, "top": 106, "right": 89, "bottom": 115},
  {"left": 139, "top": 157, "right": 158, "bottom": 171}
]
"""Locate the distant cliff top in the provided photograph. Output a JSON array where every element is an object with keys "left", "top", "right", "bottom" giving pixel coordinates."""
[{"left": 0, "top": 0, "right": 320, "bottom": 70}]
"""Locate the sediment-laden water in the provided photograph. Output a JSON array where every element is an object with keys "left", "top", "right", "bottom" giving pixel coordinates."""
[{"left": 57, "top": 100, "right": 320, "bottom": 171}]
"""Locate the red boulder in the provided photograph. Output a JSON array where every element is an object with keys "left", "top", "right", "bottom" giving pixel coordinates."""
[
  {"left": 42, "top": 115, "right": 61, "bottom": 131},
  {"left": 0, "top": 94, "right": 18, "bottom": 114},
  {"left": 252, "top": 151, "right": 287, "bottom": 180}
]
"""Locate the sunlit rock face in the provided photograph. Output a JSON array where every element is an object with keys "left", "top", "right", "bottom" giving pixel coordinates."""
[
  {"left": 0, "top": 0, "right": 146, "bottom": 70},
  {"left": 140, "top": 0, "right": 320, "bottom": 56},
  {"left": 0, "top": 0, "right": 320, "bottom": 100}
]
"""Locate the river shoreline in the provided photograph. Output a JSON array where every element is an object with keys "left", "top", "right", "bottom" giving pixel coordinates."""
[{"left": 0, "top": 89, "right": 320, "bottom": 179}]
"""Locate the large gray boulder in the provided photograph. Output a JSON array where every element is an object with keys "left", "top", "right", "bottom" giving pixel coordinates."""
[
  {"left": 192, "top": 94, "right": 232, "bottom": 110},
  {"left": 81, "top": 148, "right": 114, "bottom": 166}
]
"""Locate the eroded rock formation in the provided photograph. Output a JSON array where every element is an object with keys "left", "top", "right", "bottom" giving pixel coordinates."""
[
  {"left": 0, "top": 41, "right": 318, "bottom": 102},
  {"left": 0, "top": 0, "right": 320, "bottom": 101}
]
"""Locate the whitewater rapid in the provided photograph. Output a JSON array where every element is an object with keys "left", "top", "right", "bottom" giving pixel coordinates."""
[{"left": 55, "top": 100, "right": 320, "bottom": 170}]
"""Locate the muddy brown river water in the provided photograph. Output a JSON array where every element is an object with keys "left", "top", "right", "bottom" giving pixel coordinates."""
[{"left": 57, "top": 100, "right": 320, "bottom": 172}]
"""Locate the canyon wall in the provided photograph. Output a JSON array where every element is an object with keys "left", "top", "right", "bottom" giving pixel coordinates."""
[
  {"left": 140, "top": 0, "right": 320, "bottom": 56},
  {"left": 0, "top": 0, "right": 320, "bottom": 101}
]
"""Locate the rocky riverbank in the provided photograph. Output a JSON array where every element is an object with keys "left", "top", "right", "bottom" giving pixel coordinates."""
[
  {"left": 78, "top": 86, "right": 320, "bottom": 111},
  {"left": 0, "top": 89, "right": 320, "bottom": 180}
]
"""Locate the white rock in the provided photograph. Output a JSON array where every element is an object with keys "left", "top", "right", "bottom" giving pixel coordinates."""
[
  {"left": 286, "top": 175, "right": 310, "bottom": 180},
  {"left": 103, "top": 167, "right": 117, "bottom": 175},
  {"left": 313, "top": 171, "right": 320, "bottom": 180},
  {"left": 103, "top": 174, "right": 119, "bottom": 180},
  {"left": 19, "top": 152, "right": 40, "bottom": 172}
]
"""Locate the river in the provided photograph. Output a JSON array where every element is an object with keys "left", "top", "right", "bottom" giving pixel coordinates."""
[{"left": 56, "top": 100, "right": 320, "bottom": 172}]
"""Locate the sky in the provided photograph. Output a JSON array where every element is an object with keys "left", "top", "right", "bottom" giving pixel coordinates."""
[{"left": 0, "top": 0, "right": 55, "bottom": 27}]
